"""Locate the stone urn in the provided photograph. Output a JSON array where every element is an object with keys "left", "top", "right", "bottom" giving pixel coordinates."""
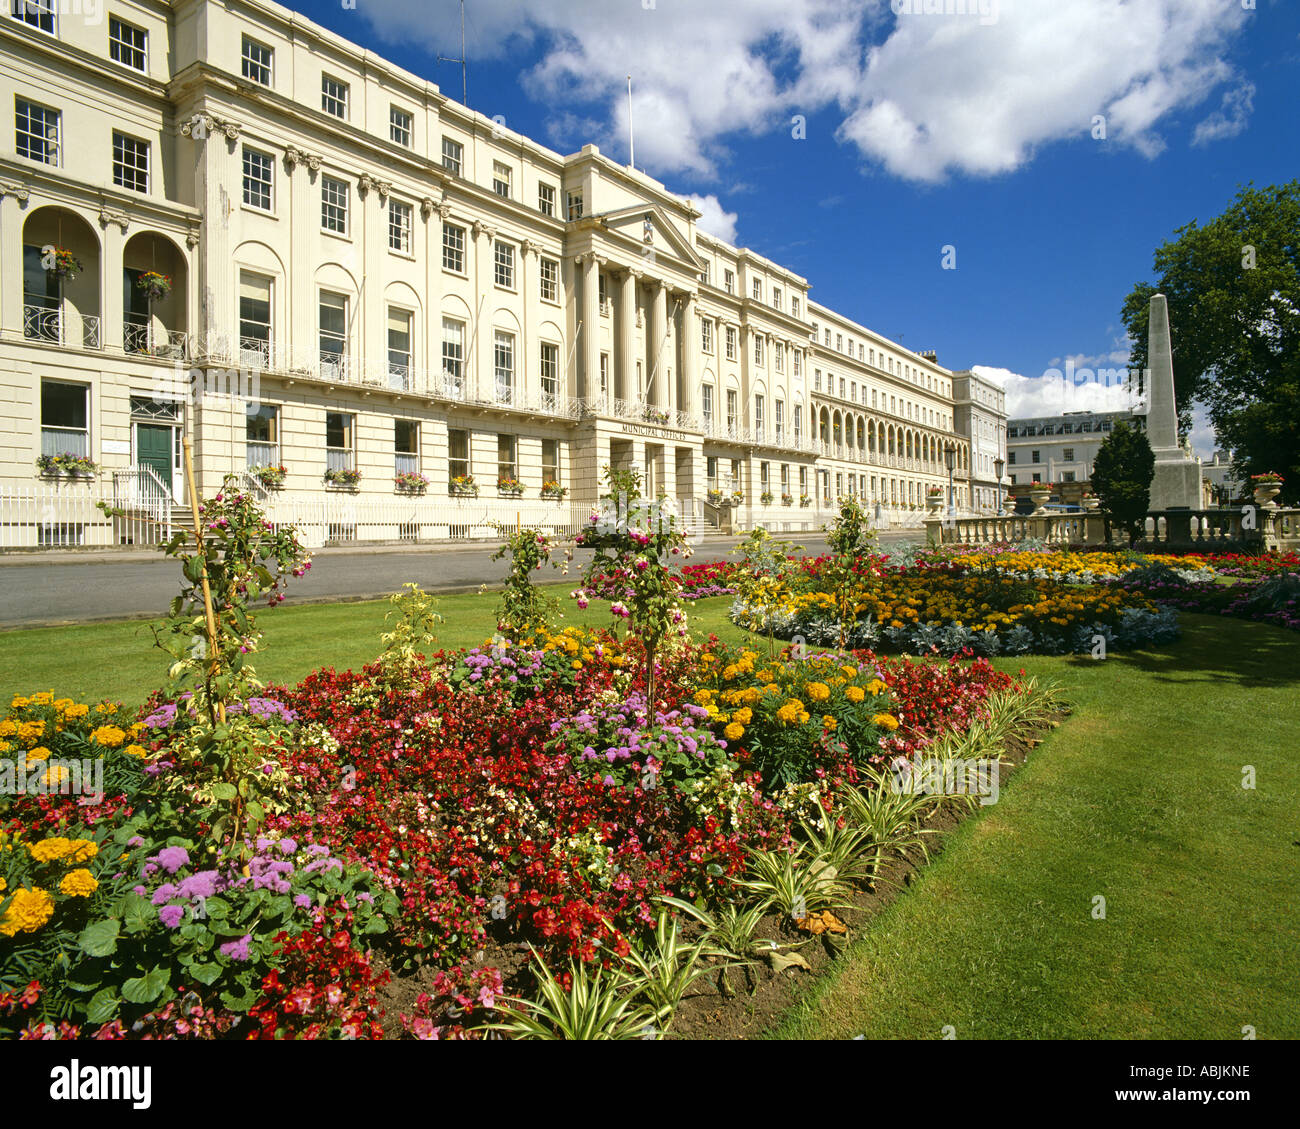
[
  {"left": 1081, "top": 495, "right": 1101, "bottom": 512},
  {"left": 926, "top": 491, "right": 944, "bottom": 515},
  {"left": 1029, "top": 487, "right": 1051, "bottom": 513},
  {"left": 1253, "top": 482, "right": 1282, "bottom": 508}
]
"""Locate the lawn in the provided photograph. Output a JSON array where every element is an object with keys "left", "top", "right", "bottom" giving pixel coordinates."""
[
  {"left": 776, "top": 613, "right": 1300, "bottom": 1039},
  {"left": 0, "top": 587, "right": 754, "bottom": 709}
]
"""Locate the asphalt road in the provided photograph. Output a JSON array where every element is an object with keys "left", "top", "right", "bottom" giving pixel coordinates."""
[{"left": 0, "top": 529, "right": 923, "bottom": 628}]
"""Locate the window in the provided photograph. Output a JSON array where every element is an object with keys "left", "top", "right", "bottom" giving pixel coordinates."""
[
  {"left": 724, "top": 269, "right": 735, "bottom": 295},
  {"left": 448, "top": 429, "right": 469, "bottom": 486},
  {"left": 792, "top": 298, "right": 800, "bottom": 319},
  {"left": 321, "top": 75, "right": 349, "bottom": 119},
  {"left": 599, "top": 353, "right": 610, "bottom": 399},
  {"left": 109, "top": 16, "right": 147, "bottom": 71},
  {"left": 492, "top": 161, "right": 511, "bottom": 198},
  {"left": 824, "top": 328, "right": 832, "bottom": 346},
  {"left": 754, "top": 395, "right": 764, "bottom": 440},
  {"left": 781, "top": 464, "right": 789, "bottom": 492},
  {"left": 751, "top": 278, "right": 762, "bottom": 302},
  {"left": 388, "top": 199, "right": 413, "bottom": 254},
  {"left": 389, "top": 105, "right": 412, "bottom": 147},
  {"left": 566, "top": 190, "right": 583, "bottom": 221},
  {"left": 497, "top": 434, "right": 516, "bottom": 483},
  {"left": 793, "top": 351, "right": 802, "bottom": 378},
  {"left": 1063, "top": 447, "right": 1075, "bottom": 462},
  {"left": 542, "top": 438, "right": 560, "bottom": 485},
  {"left": 540, "top": 342, "right": 560, "bottom": 402},
  {"left": 321, "top": 175, "right": 348, "bottom": 235},
  {"left": 325, "top": 412, "right": 354, "bottom": 473},
  {"left": 725, "top": 326, "right": 736, "bottom": 361},
  {"left": 41, "top": 381, "right": 88, "bottom": 459},
  {"left": 707, "top": 456, "right": 718, "bottom": 489},
  {"left": 242, "top": 37, "right": 272, "bottom": 86},
  {"left": 598, "top": 273, "right": 609, "bottom": 313},
  {"left": 799, "top": 466, "right": 807, "bottom": 494},
  {"left": 701, "top": 318, "right": 714, "bottom": 355},
  {"left": 840, "top": 377, "right": 845, "bottom": 398},
  {"left": 775, "top": 400, "right": 784, "bottom": 442},
  {"left": 793, "top": 404, "right": 802, "bottom": 442},
  {"left": 318, "top": 291, "right": 348, "bottom": 374},
  {"left": 1032, "top": 473, "right": 1042, "bottom": 484},
  {"left": 814, "top": 369, "right": 821, "bottom": 392},
  {"left": 11, "top": 0, "right": 53, "bottom": 32},
  {"left": 395, "top": 420, "right": 419, "bottom": 475},
  {"left": 112, "top": 132, "right": 149, "bottom": 192},
  {"left": 442, "top": 222, "right": 466, "bottom": 273},
  {"left": 1062, "top": 471, "right": 1076, "bottom": 483},
  {"left": 761, "top": 462, "right": 770, "bottom": 493},
  {"left": 442, "top": 318, "right": 465, "bottom": 393},
  {"left": 754, "top": 335, "right": 763, "bottom": 366},
  {"left": 238, "top": 272, "right": 272, "bottom": 360},
  {"left": 493, "top": 240, "right": 515, "bottom": 289},
  {"left": 387, "top": 307, "right": 413, "bottom": 388},
  {"left": 726, "top": 390, "right": 738, "bottom": 436},
  {"left": 836, "top": 333, "right": 843, "bottom": 353},
  {"left": 775, "top": 342, "right": 785, "bottom": 374},
  {"left": 539, "top": 257, "right": 559, "bottom": 303},
  {"left": 772, "top": 287, "right": 782, "bottom": 311},
  {"left": 15, "top": 98, "right": 58, "bottom": 165},
  {"left": 538, "top": 182, "right": 555, "bottom": 216},
  {"left": 441, "top": 136, "right": 463, "bottom": 175},
  {"left": 702, "top": 385, "right": 714, "bottom": 429},
  {"left": 246, "top": 404, "right": 278, "bottom": 468},
  {"left": 701, "top": 262, "right": 711, "bottom": 287},
  {"left": 242, "top": 147, "right": 273, "bottom": 210},
  {"left": 493, "top": 331, "right": 514, "bottom": 402},
  {"left": 1031, "top": 450, "right": 1040, "bottom": 464}
]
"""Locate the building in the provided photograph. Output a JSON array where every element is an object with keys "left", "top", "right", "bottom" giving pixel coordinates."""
[
  {"left": 1201, "top": 450, "right": 1245, "bottom": 506},
  {"left": 1006, "top": 410, "right": 1143, "bottom": 490},
  {"left": 0, "top": 0, "right": 971, "bottom": 550},
  {"left": 951, "top": 369, "right": 1006, "bottom": 512}
]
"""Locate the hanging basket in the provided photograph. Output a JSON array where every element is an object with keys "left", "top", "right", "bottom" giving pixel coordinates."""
[
  {"left": 136, "top": 271, "right": 173, "bottom": 303},
  {"left": 45, "top": 248, "right": 84, "bottom": 282}
]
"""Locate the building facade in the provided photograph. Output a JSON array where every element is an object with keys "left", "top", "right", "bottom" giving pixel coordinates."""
[
  {"left": 1006, "top": 410, "right": 1144, "bottom": 490},
  {"left": 0, "top": 0, "right": 971, "bottom": 549},
  {"left": 951, "top": 369, "right": 1006, "bottom": 512}
]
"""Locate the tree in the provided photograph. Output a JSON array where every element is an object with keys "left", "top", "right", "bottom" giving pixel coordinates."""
[
  {"left": 1092, "top": 422, "right": 1155, "bottom": 546},
  {"left": 1121, "top": 181, "right": 1300, "bottom": 504}
]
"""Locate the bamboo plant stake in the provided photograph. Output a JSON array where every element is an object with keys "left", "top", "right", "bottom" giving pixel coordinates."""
[{"left": 183, "top": 436, "right": 226, "bottom": 725}]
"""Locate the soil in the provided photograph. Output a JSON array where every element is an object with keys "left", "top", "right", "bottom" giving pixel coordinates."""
[{"left": 372, "top": 711, "right": 1066, "bottom": 1040}]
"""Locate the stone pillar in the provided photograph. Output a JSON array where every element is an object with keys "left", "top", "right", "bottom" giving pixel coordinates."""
[
  {"left": 680, "top": 291, "right": 698, "bottom": 426},
  {"left": 580, "top": 253, "right": 600, "bottom": 403},
  {"left": 618, "top": 269, "right": 638, "bottom": 406},
  {"left": 471, "top": 221, "right": 497, "bottom": 402},
  {"left": 648, "top": 280, "right": 667, "bottom": 408},
  {"left": 0, "top": 188, "right": 27, "bottom": 336}
]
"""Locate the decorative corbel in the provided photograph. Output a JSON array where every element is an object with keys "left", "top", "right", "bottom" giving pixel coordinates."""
[
  {"left": 357, "top": 173, "right": 376, "bottom": 199},
  {"left": 521, "top": 239, "right": 538, "bottom": 258},
  {"left": 0, "top": 181, "right": 30, "bottom": 205},
  {"left": 284, "top": 147, "right": 322, "bottom": 173},
  {"left": 472, "top": 220, "right": 497, "bottom": 241},
  {"left": 374, "top": 180, "right": 393, "bottom": 200},
  {"left": 98, "top": 206, "right": 130, "bottom": 234}
]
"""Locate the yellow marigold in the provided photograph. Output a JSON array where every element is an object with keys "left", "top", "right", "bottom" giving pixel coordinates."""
[
  {"left": 60, "top": 869, "right": 98, "bottom": 897},
  {"left": 53, "top": 698, "right": 75, "bottom": 712},
  {"left": 776, "top": 699, "right": 805, "bottom": 725},
  {"left": 822, "top": 716, "right": 837, "bottom": 731},
  {"left": 732, "top": 707, "right": 753, "bottom": 725},
  {"left": 9, "top": 696, "right": 30, "bottom": 711},
  {"left": 42, "top": 766, "right": 68, "bottom": 787},
  {"left": 0, "top": 886, "right": 55, "bottom": 936},
  {"left": 0, "top": 720, "right": 15, "bottom": 737},
  {"left": 571, "top": 660, "right": 583, "bottom": 670},
  {"left": 66, "top": 839, "right": 98, "bottom": 863},
  {"left": 723, "top": 723, "right": 745, "bottom": 741},
  {"left": 26, "top": 746, "right": 52, "bottom": 763},
  {"left": 29, "top": 836, "right": 73, "bottom": 863},
  {"left": 693, "top": 689, "right": 712, "bottom": 705},
  {"left": 63, "top": 704, "right": 89, "bottom": 720},
  {"left": 90, "top": 725, "right": 127, "bottom": 748},
  {"left": 866, "top": 679, "right": 887, "bottom": 696},
  {"left": 124, "top": 744, "right": 148, "bottom": 758},
  {"left": 0, "top": 876, "right": 5, "bottom": 894},
  {"left": 95, "top": 703, "right": 118, "bottom": 715},
  {"left": 806, "top": 682, "right": 831, "bottom": 702},
  {"left": 872, "top": 713, "right": 900, "bottom": 731},
  {"left": 844, "top": 686, "right": 866, "bottom": 703},
  {"left": 32, "top": 691, "right": 54, "bottom": 705},
  {"left": 722, "top": 665, "right": 740, "bottom": 681}
]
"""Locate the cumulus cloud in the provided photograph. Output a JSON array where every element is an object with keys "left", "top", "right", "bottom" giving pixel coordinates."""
[
  {"left": 686, "top": 194, "right": 740, "bottom": 244},
  {"left": 973, "top": 364, "right": 1142, "bottom": 420},
  {"left": 355, "top": 0, "right": 1252, "bottom": 185}
]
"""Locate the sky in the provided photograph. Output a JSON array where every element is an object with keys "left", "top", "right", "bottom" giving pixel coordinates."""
[{"left": 291, "top": 0, "right": 1300, "bottom": 455}]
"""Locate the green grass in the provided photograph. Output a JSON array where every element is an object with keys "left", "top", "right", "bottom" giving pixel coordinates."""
[
  {"left": 775, "top": 614, "right": 1300, "bottom": 1040},
  {"left": 0, "top": 588, "right": 754, "bottom": 709}
]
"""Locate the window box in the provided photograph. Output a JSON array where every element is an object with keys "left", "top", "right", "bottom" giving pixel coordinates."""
[
  {"left": 251, "top": 463, "right": 287, "bottom": 490},
  {"left": 540, "top": 480, "right": 568, "bottom": 500},
  {"left": 781, "top": 493, "right": 794, "bottom": 506},
  {"left": 36, "top": 453, "right": 97, "bottom": 478},
  {"left": 395, "top": 471, "right": 429, "bottom": 494},
  {"left": 450, "top": 475, "right": 478, "bottom": 498},
  {"left": 497, "top": 477, "right": 524, "bottom": 498},
  {"left": 760, "top": 491, "right": 774, "bottom": 505},
  {"left": 324, "top": 467, "right": 361, "bottom": 488},
  {"left": 799, "top": 494, "right": 813, "bottom": 507}
]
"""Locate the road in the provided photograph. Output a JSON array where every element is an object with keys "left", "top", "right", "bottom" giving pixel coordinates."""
[{"left": 0, "top": 529, "right": 923, "bottom": 628}]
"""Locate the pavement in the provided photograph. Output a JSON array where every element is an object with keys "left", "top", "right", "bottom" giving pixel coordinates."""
[{"left": 0, "top": 528, "right": 923, "bottom": 629}]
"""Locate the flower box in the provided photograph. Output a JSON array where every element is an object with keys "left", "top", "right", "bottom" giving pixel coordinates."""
[
  {"left": 781, "top": 493, "right": 794, "bottom": 506},
  {"left": 395, "top": 471, "right": 429, "bottom": 493},
  {"left": 540, "top": 481, "right": 568, "bottom": 500},
  {"left": 251, "top": 464, "right": 287, "bottom": 490},
  {"left": 36, "top": 454, "right": 98, "bottom": 478},
  {"left": 497, "top": 477, "right": 525, "bottom": 497},
  {"left": 324, "top": 468, "right": 361, "bottom": 488},
  {"left": 450, "top": 476, "right": 479, "bottom": 498},
  {"left": 799, "top": 495, "right": 812, "bottom": 507}
]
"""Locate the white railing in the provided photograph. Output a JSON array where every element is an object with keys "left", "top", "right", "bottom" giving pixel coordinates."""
[
  {"left": 21, "top": 304, "right": 101, "bottom": 350},
  {"left": 265, "top": 495, "right": 592, "bottom": 548},
  {"left": 0, "top": 472, "right": 172, "bottom": 550}
]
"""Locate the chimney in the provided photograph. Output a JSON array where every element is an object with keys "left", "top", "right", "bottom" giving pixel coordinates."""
[{"left": 920, "top": 350, "right": 937, "bottom": 364}]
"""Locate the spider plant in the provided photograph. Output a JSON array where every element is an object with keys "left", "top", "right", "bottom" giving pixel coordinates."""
[
  {"left": 620, "top": 908, "right": 724, "bottom": 1032},
  {"left": 481, "top": 949, "right": 659, "bottom": 1040},
  {"left": 658, "top": 895, "right": 774, "bottom": 996},
  {"left": 733, "top": 845, "right": 853, "bottom": 924},
  {"left": 839, "top": 765, "right": 938, "bottom": 885}
]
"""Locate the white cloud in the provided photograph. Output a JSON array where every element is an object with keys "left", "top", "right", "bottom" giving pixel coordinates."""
[
  {"left": 355, "top": 0, "right": 1253, "bottom": 185},
  {"left": 687, "top": 194, "right": 740, "bottom": 243},
  {"left": 1192, "top": 82, "right": 1256, "bottom": 146},
  {"left": 973, "top": 364, "right": 1142, "bottom": 420}
]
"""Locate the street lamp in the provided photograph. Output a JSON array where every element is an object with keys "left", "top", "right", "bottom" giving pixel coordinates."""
[
  {"left": 993, "top": 456, "right": 1005, "bottom": 515},
  {"left": 944, "top": 444, "right": 956, "bottom": 514}
]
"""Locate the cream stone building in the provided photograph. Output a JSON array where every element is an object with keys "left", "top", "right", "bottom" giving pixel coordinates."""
[{"left": 0, "top": 0, "right": 973, "bottom": 549}]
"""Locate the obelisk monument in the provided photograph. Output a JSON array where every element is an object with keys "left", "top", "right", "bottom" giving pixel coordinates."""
[{"left": 1144, "top": 293, "right": 1203, "bottom": 510}]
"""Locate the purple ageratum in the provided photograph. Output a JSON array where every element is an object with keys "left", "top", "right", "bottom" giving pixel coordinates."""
[
  {"left": 293, "top": 894, "right": 313, "bottom": 909},
  {"left": 158, "top": 904, "right": 185, "bottom": 929},
  {"left": 153, "top": 846, "right": 190, "bottom": 874},
  {"left": 219, "top": 934, "right": 252, "bottom": 962},
  {"left": 178, "top": 871, "right": 220, "bottom": 900}
]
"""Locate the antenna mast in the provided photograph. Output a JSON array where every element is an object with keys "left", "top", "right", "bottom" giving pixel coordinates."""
[{"left": 437, "top": 0, "right": 468, "bottom": 107}]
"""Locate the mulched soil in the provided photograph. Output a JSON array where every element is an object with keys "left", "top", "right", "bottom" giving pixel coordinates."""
[{"left": 373, "top": 710, "right": 1065, "bottom": 1040}]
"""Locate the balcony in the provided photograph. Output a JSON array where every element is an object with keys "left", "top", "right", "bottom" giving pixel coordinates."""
[
  {"left": 124, "top": 316, "right": 186, "bottom": 359},
  {"left": 24, "top": 303, "right": 101, "bottom": 349}
]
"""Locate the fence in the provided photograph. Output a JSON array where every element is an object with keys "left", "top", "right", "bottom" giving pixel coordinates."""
[{"left": 0, "top": 476, "right": 174, "bottom": 549}]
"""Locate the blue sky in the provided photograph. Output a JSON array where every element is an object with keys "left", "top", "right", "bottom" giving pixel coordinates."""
[{"left": 291, "top": 0, "right": 1299, "bottom": 452}]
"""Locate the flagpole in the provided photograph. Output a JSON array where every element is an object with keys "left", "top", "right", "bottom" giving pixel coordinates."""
[{"left": 627, "top": 75, "right": 635, "bottom": 169}]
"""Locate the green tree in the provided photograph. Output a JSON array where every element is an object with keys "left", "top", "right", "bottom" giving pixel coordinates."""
[
  {"left": 1121, "top": 181, "right": 1300, "bottom": 504},
  {"left": 1092, "top": 422, "right": 1155, "bottom": 546}
]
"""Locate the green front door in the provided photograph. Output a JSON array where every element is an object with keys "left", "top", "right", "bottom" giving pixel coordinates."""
[{"left": 137, "top": 424, "right": 173, "bottom": 491}]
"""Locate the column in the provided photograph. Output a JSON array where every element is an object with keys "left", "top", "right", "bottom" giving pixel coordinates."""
[
  {"left": 0, "top": 188, "right": 26, "bottom": 335},
  {"left": 679, "top": 290, "right": 698, "bottom": 425},
  {"left": 648, "top": 280, "right": 667, "bottom": 408},
  {"left": 471, "top": 221, "right": 497, "bottom": 402},
  {"left": 617, "top": 268, "right": 638, "bottom": 406},
  {"left": 581, "top": 253, "right": 600, "bottom": 403}
]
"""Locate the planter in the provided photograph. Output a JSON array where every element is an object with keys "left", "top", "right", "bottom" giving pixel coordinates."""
[
  {"left": 926, "top": 496, "right": 944, "bottom": 516},
  {"left": 136, "top": 271, "right": 173, "bottom": 303},
  {"left": 1029, "top": 488, "right": 1051, "bottom": 513},
  {"left": 324, "top": 470, "right": 361, "bottom": 489},
  {"left": 450, "top": 488, "right": 479, "bottom": 499},
  {"left": 1081, "top": 497, "right": 1101, "bottom": 512},
  {"left": 44, "top": 248, "right": 83, "bottom": 282},
  {"left": 1253, "top": 484, "right": 1282, "bottom": 508}
]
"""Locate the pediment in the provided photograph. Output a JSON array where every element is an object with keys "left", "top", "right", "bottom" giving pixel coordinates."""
[{"left": 597, "top": 204, "right": 703, "bottom": 269}]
